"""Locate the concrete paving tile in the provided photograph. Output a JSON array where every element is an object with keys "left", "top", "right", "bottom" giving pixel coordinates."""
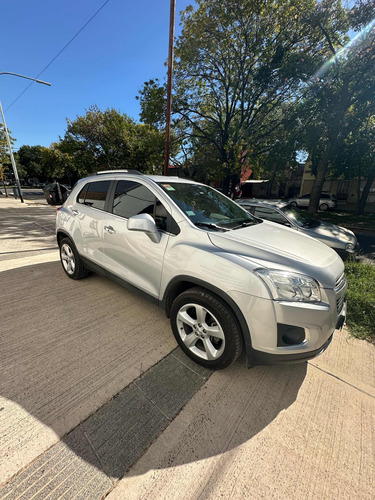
[
  {"left": 136, "top": 351, "right": 211, "bottom": 420},
  {"left": 171, "top": 348, "right": 213, "bottom": 378}
]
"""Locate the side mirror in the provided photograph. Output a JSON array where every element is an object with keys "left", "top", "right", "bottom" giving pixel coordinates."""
[{"left": 127, "top": 213, "right": 161, "bottom": 243}]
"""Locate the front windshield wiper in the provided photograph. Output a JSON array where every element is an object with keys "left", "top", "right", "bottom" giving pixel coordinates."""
[
  {"left": 303, "top": 220, "right": 321, "bottom": 228},
  {"left": 194, "top": 221, "right": 228, "bottom": 232},
  {"left": 232, "top": 221, "right": 258, "bottom": 230}
]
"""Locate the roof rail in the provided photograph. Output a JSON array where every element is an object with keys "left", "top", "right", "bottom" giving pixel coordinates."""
[{"left": 95, "top": 169, "right": 142, "bottom": 175}]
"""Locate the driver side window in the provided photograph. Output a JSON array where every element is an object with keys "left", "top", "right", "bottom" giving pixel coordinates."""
[
  {"left": 253, "top": 207, "right": 290, "bottom": 226},
  {"left": 112, "top": 180, "right": 168, "bottom": 231}
]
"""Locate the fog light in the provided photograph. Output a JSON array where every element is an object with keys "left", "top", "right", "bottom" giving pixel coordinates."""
[{"left": 277, "top": 324, "right": 305, "bottom": 346}]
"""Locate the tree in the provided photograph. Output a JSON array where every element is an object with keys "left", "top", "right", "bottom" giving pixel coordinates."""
[
  {"left": 136, "top": 79, "right": 167, "bottom": 128},
  {"left": 0, "top": 123, "right": 16, "bottom": 189},
  {"left": 56, "top": 106, "right": 166, "bottom": 184},
  {"left": 17, "top": 145, "right": 48, "bottom": 182},
  {"left": 171, "top": 0, "right": 338, "bottom": 193},
  {"left": 297, "top": 0, "right": 375, "bottom": 214},
  {"left": 334, "top": 116, "right": 375, "bottom": 215}
]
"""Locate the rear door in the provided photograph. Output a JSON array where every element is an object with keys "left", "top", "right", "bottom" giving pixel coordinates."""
[
  {"left": 101, "top": 179, "right": 172, "bottom": 298},
  {"left": 72, "top": 180, "right": 111, "bottom": 266}
]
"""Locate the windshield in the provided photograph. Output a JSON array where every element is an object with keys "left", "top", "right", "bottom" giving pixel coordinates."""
[
  {"left": 158, "top": 182, "right": 257, "bottom": 230},
  {"left": 282, "top": 205, "right": 320, "bottom": 228}
]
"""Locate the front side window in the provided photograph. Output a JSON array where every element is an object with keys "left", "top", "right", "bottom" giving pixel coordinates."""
[
  {"left": 157, "top": 182, "right": 258, "bottom": 230},
  {"left": 78, "top": 181, "right": 110, "bottom": 210},
  {"left": 112, "top": 180, "right": 169, "bottom": 231},
  {"left": 113, "top": 181, "right": 155, "bottom": 218},
  {"left": 253, "top": 207, "right": 289, "bottom": 225}
]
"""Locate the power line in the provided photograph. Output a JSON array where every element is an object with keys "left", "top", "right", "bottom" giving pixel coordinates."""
[{"left": 5, "top": 0, "right": 113, "bottom": 112}]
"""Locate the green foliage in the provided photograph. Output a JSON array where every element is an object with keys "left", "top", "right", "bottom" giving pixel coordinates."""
[
  {"left": 17, "top": 145, "right": 47, "bottom": 180},
  {"left": 166, "top": 0, "right": 357, "bottom": 188},
  {"left": 296, "top": 0, "right": 375, "bottom": 214},
  {"left": 56, "top": 106, "right": 166, "bottom": 181},
  {"left": 345, "top": 260, "right": 375, "bottom": 341},
  {"left": 136, "top": 79, "right": 166, "bottom": 128}
]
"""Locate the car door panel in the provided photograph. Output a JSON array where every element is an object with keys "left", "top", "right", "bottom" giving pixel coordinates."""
[{"left": 102, "top": 180, "right": 170, "bottom": 298}]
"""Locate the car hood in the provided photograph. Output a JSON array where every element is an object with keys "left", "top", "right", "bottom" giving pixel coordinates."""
[
  {"left": 208, "top": 221, "right": 343, "bottom": 288},
  {"left": 302, "top": 221, "right": 356, "bottom": 247}
]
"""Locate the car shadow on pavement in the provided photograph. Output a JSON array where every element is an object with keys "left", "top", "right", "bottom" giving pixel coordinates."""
[
  {"left": 125, "top": 360, "right": 307, "bottom": 477},
  {"left": 0, "top": 260, "right": 306, "bottom": 492}
]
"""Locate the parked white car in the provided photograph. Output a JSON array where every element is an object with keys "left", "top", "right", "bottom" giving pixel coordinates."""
[
  {"left": 237, "top": 199, "right": 358, "bottom": 258},
  {"left": 289, "top": 192, "right": 337, "bottom": 211},
  {"left": 56, "top": 171, "right": 347, "bottom": 369}
]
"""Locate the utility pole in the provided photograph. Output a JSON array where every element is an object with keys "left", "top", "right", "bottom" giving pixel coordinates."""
[
  {"left": 0, "top": 72, "right": 51, "bottom": 203},
  {"left": 163, "top": 0, "right": 176, "bottom": 176},
  {"left": 0, "top": 99, "right": 24, "bottom": 202}
]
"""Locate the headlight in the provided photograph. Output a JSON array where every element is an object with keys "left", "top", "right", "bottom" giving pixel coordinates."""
[
  {"left": 255, "top": 269, "right": 321, "bottom": 302},
  {"left": 345, "top": 242, "right": 355, "bottom": 251}
]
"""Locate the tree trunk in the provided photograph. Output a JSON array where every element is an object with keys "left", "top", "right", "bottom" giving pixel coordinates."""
[
  {"left": 355, "top": 174, "right": 362, "bottom": 213},
  {"left": 355, "top": 174, "right": 374, "bottom": 215},
  {"left": 307, "top": 147, "right": 331, "bottom": 215}
]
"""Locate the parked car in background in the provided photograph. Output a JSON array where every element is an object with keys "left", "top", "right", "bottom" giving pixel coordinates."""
[
  {"left": 237, "top": 199, "right": 358, "bottom": 258},
  {"left": 288, "top": 192, "right": 337, "bottom": 211},
  {"left": 56, "top": 171, "right": 347, "bottom": 370}
]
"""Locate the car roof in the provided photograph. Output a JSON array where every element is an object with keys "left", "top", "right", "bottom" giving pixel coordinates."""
[
  {"left": 83, "top": 171, "right": 199, "bottom": 185},
  {"left": 238, "top": 199, "right": 289, "bottom": 209}
]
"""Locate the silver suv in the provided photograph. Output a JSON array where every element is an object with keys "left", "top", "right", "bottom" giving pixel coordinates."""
[
  {"left": 56, "top": 171, "right": 347, "bottom": 369},
  {"left": 289, "top": 192, "right": 337, "bottom": 211}
]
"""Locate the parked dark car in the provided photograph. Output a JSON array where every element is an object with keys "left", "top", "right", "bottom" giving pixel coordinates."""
[{"left": 43, "top": 182, "right": 70, "bottom": 205}]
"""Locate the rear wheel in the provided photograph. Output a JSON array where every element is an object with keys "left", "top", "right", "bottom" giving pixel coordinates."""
[
  {"left": 319, "top": 203, "right": 329, "bottom": 211},
  {"left": 170, "top": 287, "right": 243, "bottom": 369},
  {"left": 290, "top": 201, "right": 298, "bottom": 207},
  {"left": 59, "top": 237, "right": 89, "bottom": 280}
]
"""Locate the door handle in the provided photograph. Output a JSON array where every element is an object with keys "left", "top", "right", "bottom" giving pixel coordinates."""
[
  {"left": 104, "top": 225, "right": 115, "bottom": 234},
  {"left": 71, "top": 209, "right": 79, "bottom": 215}
]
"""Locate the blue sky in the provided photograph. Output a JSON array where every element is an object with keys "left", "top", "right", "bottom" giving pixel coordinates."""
[{"left": 1, "top": 0, "right": 193, "bottom": 150}]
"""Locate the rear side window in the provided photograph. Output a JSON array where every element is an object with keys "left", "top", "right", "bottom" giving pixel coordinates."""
[
  {"left": 113, "top": 181, "right": 155, "bottom": 218},
  {"left": 78, "top": 181, "right": 110, "bottom": 210}
]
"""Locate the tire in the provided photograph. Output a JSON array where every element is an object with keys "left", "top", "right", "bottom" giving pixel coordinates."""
[
  {"left": 170, "top": 287, "right": 243, "bottom": 369},
  {"left": 290, "top": 201, "right": 298, "bottom": 207},
  {"left": 59, "top": 237, "right": 89, "bottom": 280},
  {"left": 319, "top": 203, "right": 329, "bottom": 211}
]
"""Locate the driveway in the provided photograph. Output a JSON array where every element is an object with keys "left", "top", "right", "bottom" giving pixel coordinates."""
[{"left": 1, "top": 194, "right": 374, "bottom": 499}]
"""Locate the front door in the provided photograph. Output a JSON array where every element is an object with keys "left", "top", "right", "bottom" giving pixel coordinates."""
[{"left": 102, "top": 180, "right": 170, "bottom": 298}]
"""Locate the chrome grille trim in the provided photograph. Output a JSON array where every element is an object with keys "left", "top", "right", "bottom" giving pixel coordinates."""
[
  {"left": 335, "top": 273, "right": 347, "bottom": 293},
  {"left": 336, "top": 295, "right": 345, "bottom": 314}
]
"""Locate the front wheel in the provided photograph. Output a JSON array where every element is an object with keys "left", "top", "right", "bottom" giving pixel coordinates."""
[
  {"left": 170, "top": 287, "right": 243, "bottom": 369},
  {"left": 290, "top": 201, "right": 298, "bottom": 207}
]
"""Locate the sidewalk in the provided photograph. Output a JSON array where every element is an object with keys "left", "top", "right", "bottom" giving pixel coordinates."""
[{"left": 1, "top": 194, "right": 375, "bottom": 499}]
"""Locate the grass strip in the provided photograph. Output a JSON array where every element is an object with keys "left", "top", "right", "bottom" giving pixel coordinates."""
[{"left": 345, "top": 260, "right": 375, "bottom": 342}]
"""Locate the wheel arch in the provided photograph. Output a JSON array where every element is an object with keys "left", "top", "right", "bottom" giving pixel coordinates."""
[
  {"left": 162, "top": 276, "right": 252, "bottom": 352},
  {"left": 56, "top": 229, "right": 71, "bottom": 247}
]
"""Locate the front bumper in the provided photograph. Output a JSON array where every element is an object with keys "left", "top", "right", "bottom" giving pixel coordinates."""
[
  {"left": 247, "top": 332, "right": 334, "bottom": 366},
  {"left": 229, "top": 285, "right": 346, "bottom": 367}
]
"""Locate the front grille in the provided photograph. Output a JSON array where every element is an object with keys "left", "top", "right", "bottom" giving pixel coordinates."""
[
  {"left": 335, "top": 273, "right": 347, "bottom": 293},
  {"left": 336, "top": 295, "right": 345, "bottom": 314}
]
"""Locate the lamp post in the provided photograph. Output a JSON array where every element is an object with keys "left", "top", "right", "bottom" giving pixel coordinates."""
[{"left": 0, "top": 72, "right": 51, "bottom": 203}]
